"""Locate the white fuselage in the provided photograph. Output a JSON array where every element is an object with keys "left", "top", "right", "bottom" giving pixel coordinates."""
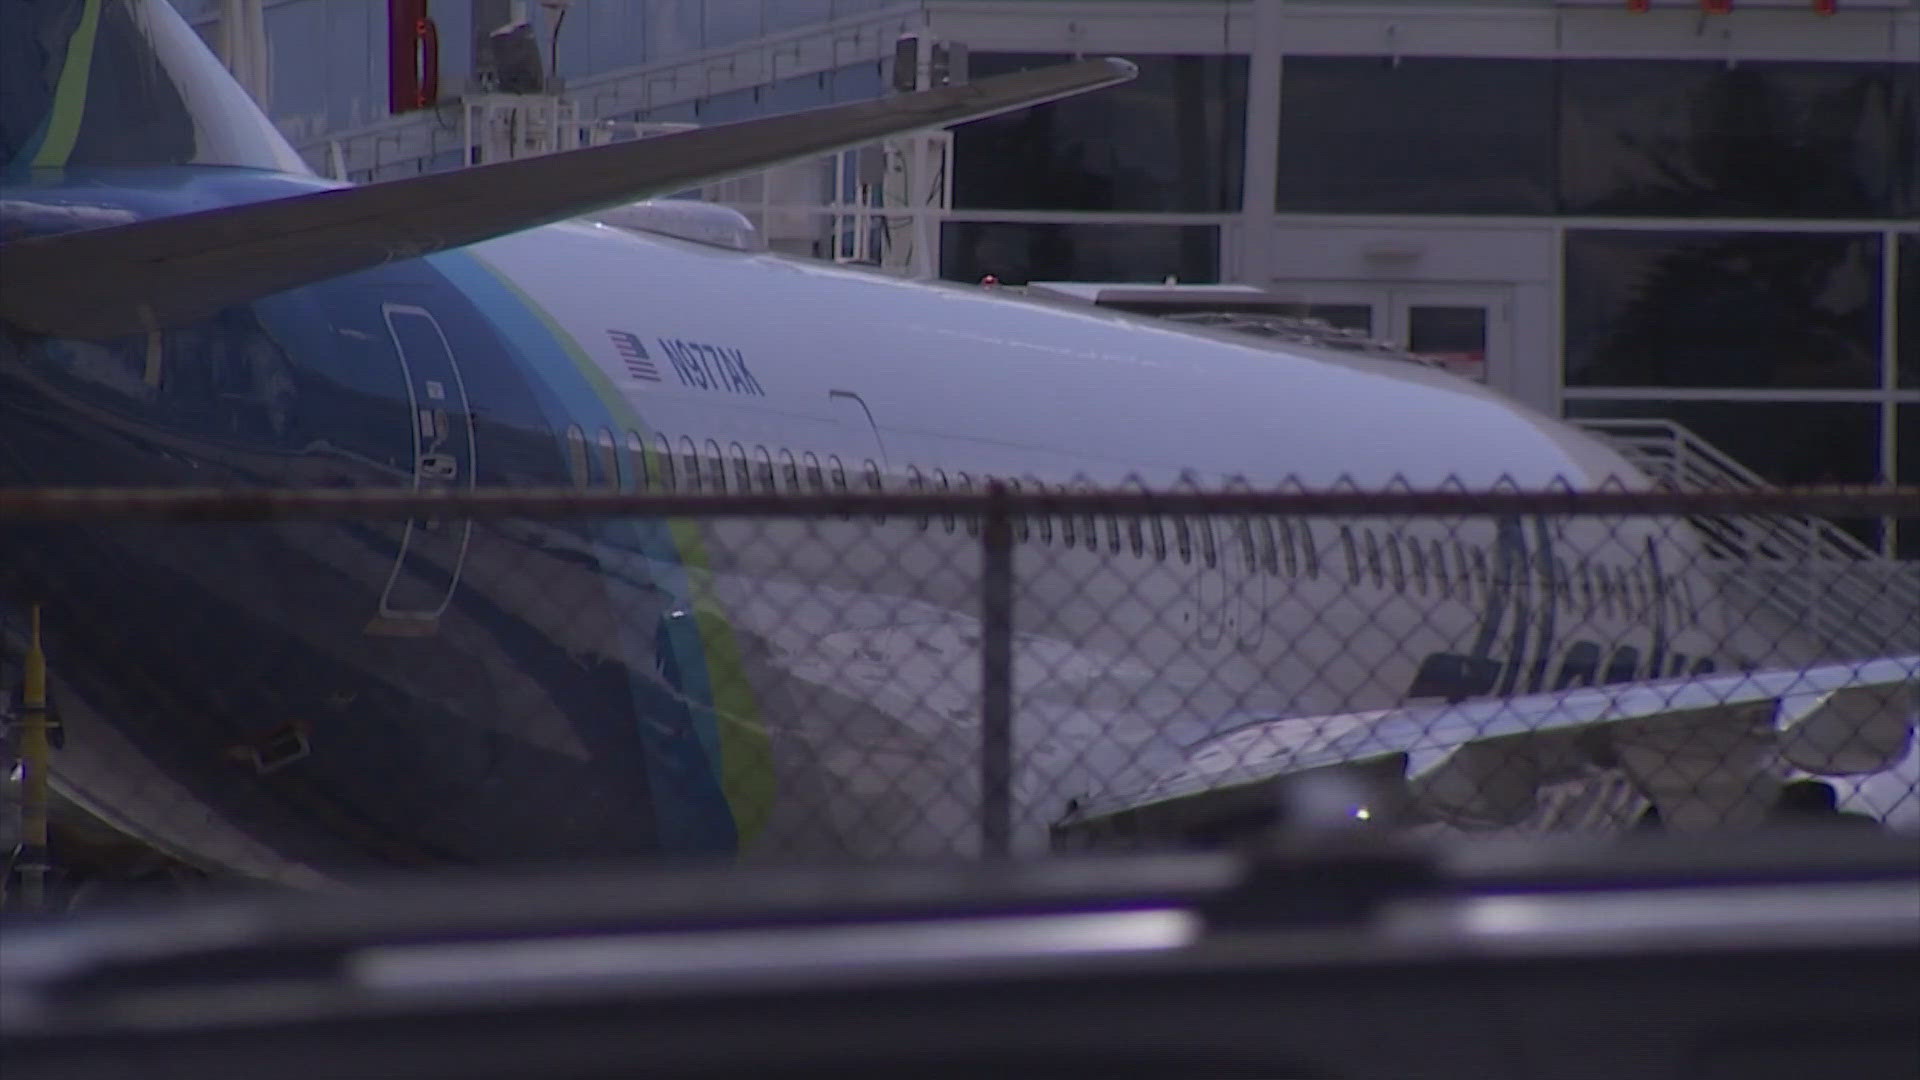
[{"left": 467, "top": 220, "right": 1740, "bottom": 855}]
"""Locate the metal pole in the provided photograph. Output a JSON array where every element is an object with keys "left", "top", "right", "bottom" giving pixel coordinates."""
[
  {"left": 18, "top": 604, "right": 50, "bottom": 910},
  {"left": 979, "top": 481, "right": 1014, "bottom": 858}
]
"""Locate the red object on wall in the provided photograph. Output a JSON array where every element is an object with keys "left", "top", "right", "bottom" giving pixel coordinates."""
[
  {"left": 1701, "top": 0, "right": 1733, "bottom": 13},
  {"left": 388, "top": 0, "right": 439, "bottom": 114},
  {"left": 1626, "top": 0, "right": 1650, "bottom": 11},
  {"left": 1812, "top": 0, "right": 1837, "bottom": 13}
]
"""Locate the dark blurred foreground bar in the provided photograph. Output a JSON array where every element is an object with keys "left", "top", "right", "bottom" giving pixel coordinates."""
[{"left": 3, "top": 830, "right": 1916, "bottom": 1080}]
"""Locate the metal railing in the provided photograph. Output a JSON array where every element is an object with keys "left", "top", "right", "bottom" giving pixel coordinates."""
[
  {"left": 298, "top": 3, "right": 926, "bottom": 184},
  {"left": 1575, "top": 418, "right": 1920, "bottom": 660}
]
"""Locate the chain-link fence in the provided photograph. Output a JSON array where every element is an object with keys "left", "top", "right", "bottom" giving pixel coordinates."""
[{"left": 3, "top": 483, "right": 1917, "bottom": 887}]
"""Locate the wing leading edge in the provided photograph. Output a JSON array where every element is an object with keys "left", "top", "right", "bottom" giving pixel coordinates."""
[
  {"left": 1052, "top": 655, "right": 1920, "bottom": 844},
  {"left": 0, "top": 58, "right": 1137, "bottom": 341}
]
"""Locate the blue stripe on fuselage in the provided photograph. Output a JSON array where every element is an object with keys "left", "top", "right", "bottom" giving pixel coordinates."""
[{"left": 427, "top": 247, "right": 738, "bottom": 856}]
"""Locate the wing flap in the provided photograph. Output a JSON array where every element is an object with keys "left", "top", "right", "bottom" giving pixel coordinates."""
[
  {"left": 1052, "top": 655, "right": 1920, "bottom": 844},
  {"left": 0, "top": 58, "right": 1137, "bottom": 340}
]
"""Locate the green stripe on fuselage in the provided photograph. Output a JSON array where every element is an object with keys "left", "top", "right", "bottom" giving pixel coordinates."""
[
  {"left": 28, "top": 0, "right": 103, "bottom": 169},
  {"left": 445, "top": 249, "right": 776, "bottom": 848}
]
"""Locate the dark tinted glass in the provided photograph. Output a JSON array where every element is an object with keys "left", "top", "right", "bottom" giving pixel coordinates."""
[
  {"left": 1564, "top": 230, "right": 1883, "bottom": 389},
  {"left": 1275, "top": 57, "right": 1557, "bottom": 213},
  {"left": 1567, "top": 399, "right": 1886, "bottom": 548},
  {"left": 1902, "top": 234, "right": 1919, "bottom": 389},
  {"left": 954, "top": 53, "right": 1247, "bottom": 212},
  {"left": 1560, "top": 60, "right": 1917, "bottom": 218},
  {"left": 1898, "top": 404, "right": 1917, "bottom": 557},
  {"left": 940, "top": 222, "right": 1218, "bottom": 286}
]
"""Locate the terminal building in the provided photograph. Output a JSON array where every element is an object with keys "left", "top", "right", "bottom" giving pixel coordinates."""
[{"left": 174, "top": 0, "right": 1917, "bottom": 555}]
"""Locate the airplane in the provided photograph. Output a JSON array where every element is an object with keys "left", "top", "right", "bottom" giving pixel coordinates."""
[{"left": 1, "top": 0, "right": 1914, "bottom": 896}]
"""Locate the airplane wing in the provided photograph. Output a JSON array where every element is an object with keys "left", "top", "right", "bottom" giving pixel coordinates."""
[
  {"left": 1051, "top": 655, "right": 1920, "bottom": 844},
  {"left": 0, "top": 57, "right": 1137, "bottom": 341}
]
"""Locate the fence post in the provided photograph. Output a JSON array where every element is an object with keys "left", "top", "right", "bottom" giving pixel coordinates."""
[{"left": 980, "top": 481, "right": 1014, "bottom": 858}]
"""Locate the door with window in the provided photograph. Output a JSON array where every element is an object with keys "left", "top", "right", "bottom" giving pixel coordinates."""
[
  {"left": 376, "top": 303, "right": 475, "bottom": 629},
  {"left": 1264, "top": 283, "right": 1513, "bottom": 395}
]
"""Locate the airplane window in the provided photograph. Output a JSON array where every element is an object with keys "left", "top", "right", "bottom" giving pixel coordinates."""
[
  {"left": 597, "top": 429, "right": 621, "bottom": 490},
  {"left": 863, "top": 460, "right": 887, "bottom": 523},
  {"left": 729, "top": 442, "right": 751, "bottom": 493},
  {"left": 1409, "top": 536, "right": 1427, "bottom": 596},
  {"left": 1004, "top": 479, "right": 1030, "bottom": 543},
  {"left": 1340, "top": 526, "right": 1359, "bottom": 585},
  {"left": 957, "top": 472, "right": 980, "bottom": 537},
  {"left": 1256, "top": 518, "right": 1278, "bottom": 575},
  {"left": 1364, "top": 530, "right": 1383, "bottom": 589},
  {"left": 906, "top": 467, "right": 928, "bottom": 531},
  {"left": 754, "top": 446, "right": 775, "bottom": 492},
  {"left": 1386, "top": 532, "right": 1405, "bottom": 593},
  {"left": 934, "top": 469, "right": 955, "bottom": 534},
  {"left": 655, "top": 434, "right": 676, "bottom": 490},
  {"left": 627, "top": 431, "right": 650, "bottom": 491},
  {"left": 680, "top": 437, "right": 704, "bottom": 491},
  {"left": 565, "top": 425, "right": 591, "bottom": 488},
  {"left": 778, "top": 449, "right": 799, "bottom": 491},
  {"left": 828, "top": 455, "right": 849, "bottom": 519},
  {"left": 703, "top": 440, "right": 727, "bottom": 494},
  {"left": 804, "top": 452, "right": 824, "bottom": 493},
  {"left": 1028, "top": 480, "right": 1052, "bottom": 545}
]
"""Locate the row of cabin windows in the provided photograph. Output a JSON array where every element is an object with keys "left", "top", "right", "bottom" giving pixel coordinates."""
[{"left": 563, "top": 427, "right": 1698, "bottom": 628}]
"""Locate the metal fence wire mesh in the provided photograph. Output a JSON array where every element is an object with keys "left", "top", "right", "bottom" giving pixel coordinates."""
[{"left": 2, "top": 482, "right": 1917, "bottom": 880}]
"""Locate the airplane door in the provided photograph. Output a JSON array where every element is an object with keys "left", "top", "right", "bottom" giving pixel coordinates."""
[{"left": 374, "top": 303, "right": 476, "bottom": 631}]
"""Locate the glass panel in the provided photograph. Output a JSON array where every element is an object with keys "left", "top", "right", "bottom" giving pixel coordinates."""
[
  {"left": 1405, "top": 305, "right": 1488, "bottom": 383},
  {"left": 763, "top": 71, "right": 831, "bottom": 115},
  {"left": 1266, "top": 301, "right": 1374, "bottom": 336},
  {"left": 1564, "top": 231, "right": 1882, "bottom": 390},
  {"left": 1566, "top": 399, "right": 1884, "bottom": 548},
  {"left": 954, "top": 53, "right": 1247, "bottom": 212},
  {"left": 1898, "top": 405, "right": 1918, "bottom": 558},
  {"left": 702, "top": 0, "right": 763, "bottom": 52},
  {"left": 940, "top": 222, "right": 1219, "bottom": 286},
  {"left": 1902, "top": 234, "right": 1919, "bottom": 389},
  {"left": 1560, "top": 60, "right": 1917, "bottom": 219},
  {"left": 1275, "top": 57, "right": 1556, "bottom": 214},
  {"left": 765, "top": 0, "right": 832, "bottom": 35}
]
